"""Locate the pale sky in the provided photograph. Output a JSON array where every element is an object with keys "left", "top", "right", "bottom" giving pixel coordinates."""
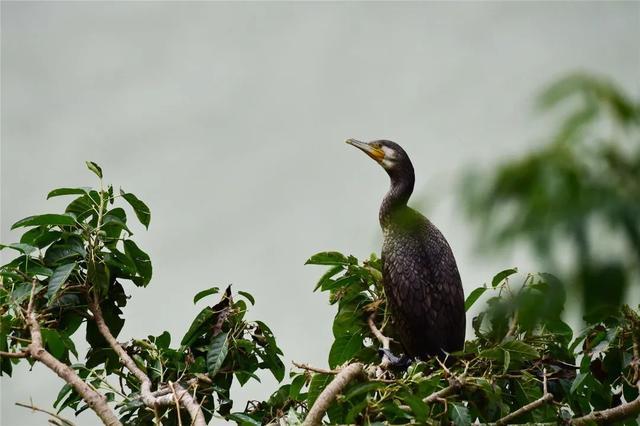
[{"left": 1, "top": 2, "right": 639, "bottom": 425}]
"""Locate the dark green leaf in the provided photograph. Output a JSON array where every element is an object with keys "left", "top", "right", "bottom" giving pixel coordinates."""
[
  {"left": 305, "top": 251, "right": 351, "bottom": 266},
  {"left": 307, "top": 373, "right": 332, "bottom": 407},
  {"left": 86, "top": 161, "right": 103, "bottom": 178},
  {"left": 47, "top": 187, "right": 91, "bottom": 199},
  {"left": 491, "top": 268, "right": 518, "bottom": 287},
  {"left": 465, "top": 286, "right": 487, "bottom": 311},
  {"left": 193, "top": 287, "right": 219, "bottom": 304},
  {"left": 11, "top": 214, "right": 76, "bottom": 230},
  {"left": 207, "top": 332, "right": 228, "bottom": 377},
  {"left": 123, "top": 240, "right": 152, "bottom": 286},
  {"left": 237, "top": 291, "right": 255, "bottom": 305},
  {"left": 120, "top": 191, "right": 150, "bottom": 229},
  {"left": 328, "top": 333, "right": 363, "bottom": 368},
  {"left": 313, "top": 265, "right": 344, "bottom": 291},
  {"left": 181, "top": 307, "right": 214, "bottom": 346},
  {"left": 47, "top": 262, "right": 76, "bottom": 305},
  {"left": 227, "top": 412, "right": 261, "bottom": 426},
  {"left": 449, "top": 403, "right": 471, "bottom": 426},
  {"left": 0, "top": 243, "right": 37, "bottom": 255}
]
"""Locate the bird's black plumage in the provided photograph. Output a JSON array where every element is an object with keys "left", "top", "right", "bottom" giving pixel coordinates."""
[{"left": 347, "top": 139, "right": 465, "bottom": 358}]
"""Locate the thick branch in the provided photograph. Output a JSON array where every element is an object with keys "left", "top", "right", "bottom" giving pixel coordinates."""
[
  {"left": 303, "top": 363, "right": 365, "bottom": 426},
  {"left": 496, "top": 369, "right": 552, "bottom": 425},
  {"left": 26, "top": 292, "right": 121, "bottom": 426},
  {"left": 88, "top": 296, "right": 206, "bottom": 426}
]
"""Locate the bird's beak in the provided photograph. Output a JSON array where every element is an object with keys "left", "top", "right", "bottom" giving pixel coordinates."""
[{"left": 346, "top": 139, "right": 385, "bottom": 162}]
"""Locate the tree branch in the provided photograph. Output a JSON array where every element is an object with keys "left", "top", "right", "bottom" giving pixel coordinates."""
[
  {"left": 368, "top": 313, "right": 391, "bottom": 371},
  {"left": 292, "top": 361, "right": 338, "bottom": 375},
  {"left": 303, "top": 362, "right": 365, "bottom": 426},
  {"left": 25, "top": 283, "right": 122, "bottom": 426},
  {"left": 88, "top": 295, "right": 206, "bottom": 426},
  {"left": 0, "top": 350, "right": 29, "bottom": 358},
  {"left": 496, "top": 368, "right": 553, "bottom": 425},
  {"left": 15, "top": 401, "right": 76, "bottom": 426}
]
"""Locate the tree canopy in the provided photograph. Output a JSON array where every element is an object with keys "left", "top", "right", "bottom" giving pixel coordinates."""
[{"left": 1, "top": 161, "right": 640, "bottom": 425}]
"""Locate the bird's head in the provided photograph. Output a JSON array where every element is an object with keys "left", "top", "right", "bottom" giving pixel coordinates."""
[{"left": 345, "top": 139, "right": 412, "bottom": 174}]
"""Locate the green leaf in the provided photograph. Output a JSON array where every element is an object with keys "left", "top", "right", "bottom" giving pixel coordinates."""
[
  {"left": 120, "top": 191, "right": 150, "bottom": 229},
  {"left": 501, "top": 340, "right": 540, "bottom": 361},
  {"left": 227, "top": 413, "right": 261, "bottom": 426},
  {"left": 41, "top": 328, "right": 66, "bottom": 359},
  {"left": 328, "top": 333, "right": 363, "bottom": 368},
  {"left": 11, "top": 214, "right": 76, "bottom": 230},
  {"left": 181, "top": 307, "right": 214, "bottom": 346},
  {"left": 491, "top": 268, "right": 518, "bottom": 287},
  {"left": 0, "top": 243, "right": 37, "bottom": 255},
  {"left": 502, "top": 348, "right": 511, "bottom": 374},
  {"left": 464, "top": 286, "right": 487, "bottom": 311},
  {"left": 193, "top": 287, "right": 219, "bottom": 304},
  {"left": 449, "top": 403, "right": 471, "bottom": 426},
  {"left": 47, "top": 262, "right": 76, "bottom": 304},
  {"left": 86, "top": 161, "right": 103, "bottom": 178},
  {"left": 207, "top": 332, "right": 228, "bottom": 377},
  {"left": 307, "top": 373, "right": 333, "bottom": 407},
  {"left": 237, "top": 291, "right": 255, "bottom": 305},
  {"left": 305, "top": 251, "right": 351, "bottom": 266},
  {"left": 88, "top": 260, "right": 111, "bottom": 295},
  {"left": 313, "top": 265, "right": 344, "bottom": 291},
  {"left": 123, "top": 240, "right": 152, "bottom": 286},
  {"left": 47, "top": 187, "right": 91, "bottom": 199}
]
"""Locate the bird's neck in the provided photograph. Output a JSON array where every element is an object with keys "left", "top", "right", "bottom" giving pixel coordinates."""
[{"left": 379, "top": 167, "right": 415, "bottom": 228}]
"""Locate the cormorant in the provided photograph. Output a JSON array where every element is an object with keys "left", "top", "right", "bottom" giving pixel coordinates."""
[{"left": 346, "top": 139, "right": 465, "bottom": 359}]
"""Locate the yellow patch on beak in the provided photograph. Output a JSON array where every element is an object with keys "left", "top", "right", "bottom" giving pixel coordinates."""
[{"left": 346, "top": 139, "right": 386, "bottom": 163}]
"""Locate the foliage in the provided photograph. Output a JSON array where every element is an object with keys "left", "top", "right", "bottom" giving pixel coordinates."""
[
  {"left": 2, "top": 142, "right": 640, "bottom": 423},
  {"left": 0, "top": 163, "right": 284, "bottom": 425},
  {"left": 461, "top": 73, "right": 640, "bottom": 319},
  {"left": 246, "top": 252, "right": 640, "bottom": 425}
]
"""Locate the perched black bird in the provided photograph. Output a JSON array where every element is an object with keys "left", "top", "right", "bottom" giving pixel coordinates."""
[{"left": 346, "top": 139, "right": 465, "bottom": 359}]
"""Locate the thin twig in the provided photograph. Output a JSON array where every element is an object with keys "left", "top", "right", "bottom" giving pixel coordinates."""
[
  {"left": 15, "top": 401, "right": 76, "bottom": 426},
  {"left": 168, "top": 381, "right": 183, "bottom": 426},
  {"left": 0, "top": 350, "right": 29, "bottom": 358},
  {"left": 368, "top": 313, "right": 391, "bottom": 372},
  {"left": 292, "top": 361, "right": 338, "bottom": 375},
  {"left": 496, "top": 368, "right": 553, "bottom": 425}
]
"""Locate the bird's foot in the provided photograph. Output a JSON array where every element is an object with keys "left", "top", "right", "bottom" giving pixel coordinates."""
[{"left": 379, "top": 348, "right": 413, "bottom": 370}]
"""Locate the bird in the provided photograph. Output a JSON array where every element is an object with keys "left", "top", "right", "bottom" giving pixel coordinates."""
[{"left": 346, "top": 139, "right": 465, "bottom": 359}]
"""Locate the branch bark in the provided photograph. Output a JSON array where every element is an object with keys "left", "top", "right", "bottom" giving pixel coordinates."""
[
  {"left": 292, "top": 361, "right": 338, "bottom": 375},
  {"left": 303, "top": 362, "right": 365, "bottom": 426},
  {"left": 15, "top": 401, "right": 76, "bottom": 426},
  {"left": 368, "top": 313, "right": 391, "bottom": 372},
  {"left": 25, "top": 285, "right": 122, "bottom": 426},
  {"left": 496, "top": 368, "right": 553, "bottom": 425},
  {"left": 88, "top": 295, "right": 206, "bottom": 426}
]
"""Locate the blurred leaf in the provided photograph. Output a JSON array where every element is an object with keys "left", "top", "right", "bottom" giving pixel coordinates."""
[{"left": 449, "top": 403, "right": 471, "bottom": 426}]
